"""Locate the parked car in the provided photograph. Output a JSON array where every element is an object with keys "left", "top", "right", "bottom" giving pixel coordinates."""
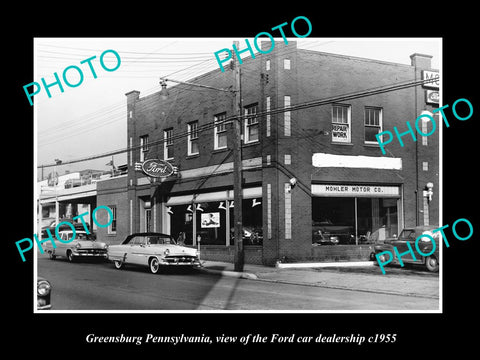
[
  {"left": 43, "top": 230, "right": 108, "bottom": 262},
  {"left": 373, "top": 225, "right": 440, "bottom": 272},
  {"left": 107, "top": 232, "right": 200, "bottom": 274},
  {"left": 37, "top": 277, "right": 52, "bottom": 310},
  {"left": 230, "top": 226, "right": 263, "bottom": 245},
  {"left": 312, "top": 221, "right": 353, "bottom": 245},
  {"left": 312, "top": 227, "right": 340, "bottom": 245}
]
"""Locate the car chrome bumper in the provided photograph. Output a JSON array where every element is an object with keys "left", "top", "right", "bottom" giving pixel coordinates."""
[
  {"left": 73, "top": 251, "right": 108, "bottom": 257},
  {"left": 160, "top": 258, "right": 200, "bottom": 266},
  {"left": 37, "top": 299, "right": 51, "bottom": 310}
]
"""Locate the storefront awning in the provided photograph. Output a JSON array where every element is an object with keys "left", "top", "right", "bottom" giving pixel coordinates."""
[{"left": 166, "top": 187, "right": 262, "bottom": 205}]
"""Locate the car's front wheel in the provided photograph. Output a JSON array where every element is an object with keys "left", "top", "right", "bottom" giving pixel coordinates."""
[
  {"left": 66, "top": 250, "right": 76, "bottom": 263},
  {"left": 113, "top": 260, "right": 123, "bottom": 269},
  {"left": 149, "top": 257, "right": 161, "bottom": 274},
  {"left": 425, "top": 256, "right": 439, "bottom": 272}
]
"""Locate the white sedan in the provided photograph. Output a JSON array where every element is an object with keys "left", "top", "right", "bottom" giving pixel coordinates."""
[
  {"left": 43, "top": 230, "right": 108, "bottom": 262},
  {"left": 107, "top": 232, "right": 200, "bottom": 274}
]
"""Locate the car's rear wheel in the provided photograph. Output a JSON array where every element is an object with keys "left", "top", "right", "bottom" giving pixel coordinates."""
[
  {"left": 149, "top": 257, "right": 160, "bottom": 274},
  {"left": 48, "top": 251, "right": 56, "bottom": 260},
  {"left": 425, "top": 256, "right": 439, "bottom": 272},
  {"left": 113, "top": 260, "right": 123, "bottom": 269},
  {"left": 66, "top": 250, "right": 76, "bottom": 262}
]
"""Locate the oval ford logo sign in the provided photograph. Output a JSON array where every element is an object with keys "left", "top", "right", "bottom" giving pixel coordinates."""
[{"left": 142, "top": 159, "right": 174, "bottom": 178}]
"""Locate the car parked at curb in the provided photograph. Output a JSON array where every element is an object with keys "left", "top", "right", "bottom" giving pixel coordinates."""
[
  {"left": 37, "top": 277, "right": 52, "bottom": 310},
  {"left": 373, "top": 225, "right": 440, "bottom": 272},
  {"left": 43, "top": 230, "right": 108, "bottom": 262},
  {"left": 107, "top": 232, "right": 200, "bottom": 274}
]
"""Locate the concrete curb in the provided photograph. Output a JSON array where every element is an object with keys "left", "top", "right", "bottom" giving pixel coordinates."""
[
  {"left": 275, "top": 261, "right": 375, "bottom": 269},
  {"left": 252, "top": 277, "right": 439, "bottom": 299}
]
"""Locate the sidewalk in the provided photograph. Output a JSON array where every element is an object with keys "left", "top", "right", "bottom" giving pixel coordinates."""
[{"left": 196, "top": 260, "right": 439, "bottom": 299}]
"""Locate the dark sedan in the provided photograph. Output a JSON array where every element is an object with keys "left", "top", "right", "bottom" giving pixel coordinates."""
[{"left": 374, "top": 225, "right": 440, "bottom": 272}]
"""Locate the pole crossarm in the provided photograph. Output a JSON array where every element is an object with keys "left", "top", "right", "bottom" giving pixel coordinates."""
[{"left": 160, "top": 77, "right": 235, "bottom": 94}]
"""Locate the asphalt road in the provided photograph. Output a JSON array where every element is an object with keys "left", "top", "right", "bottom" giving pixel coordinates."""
[{"left": 37, "top": 255, "right": 438, "bottom": 311}]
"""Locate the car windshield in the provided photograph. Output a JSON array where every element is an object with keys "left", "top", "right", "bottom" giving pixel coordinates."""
[
  {"left": 147, "top": 236, "right": 175, "bottom": 245},
  {"left": 60, "top": 232, "right": 95, "bottom": 241},
  {"left": 397, "top": 229, "right": 416, "bottom": 240},
  {"left": 76, "top": 233, "right": 95, "bottom": 241}
]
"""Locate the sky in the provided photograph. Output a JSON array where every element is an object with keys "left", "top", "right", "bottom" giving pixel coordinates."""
[{"left": 34, "top": 37, "right": 441, "bottom": 180}]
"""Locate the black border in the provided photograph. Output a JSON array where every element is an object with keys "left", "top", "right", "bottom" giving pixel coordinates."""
[{"left": 8, "top": 6, "right": 479, "bottom": 355}]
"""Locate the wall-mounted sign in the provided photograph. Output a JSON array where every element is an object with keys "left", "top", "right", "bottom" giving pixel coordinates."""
[
  {"left": 332, "top": 124, "right": 349, "bottom": 142},
  {"left": 311, "top": 184, "right": 400, "bottom": 197},
  {"left": 426, "top": 90, "right": 439, "bottom": 105},
  {"left": 141, "top": 159, "right": 174, "bottom": 178},
  {"left": 422, "top": 70, "right": 439, "bottom": 89}
]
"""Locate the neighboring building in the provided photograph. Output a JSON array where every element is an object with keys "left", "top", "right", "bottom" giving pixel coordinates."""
[
  {"left": 109, "top": 41, "right": 439, "bottom": 265},
  {"left": 38, "top": 166, "right": 127, "bottom": 236},
  {"left": 95, "top": 174, "right": 129, "bottom": 245}
]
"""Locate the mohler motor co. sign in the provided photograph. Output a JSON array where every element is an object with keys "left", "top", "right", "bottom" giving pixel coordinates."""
[{"left": 137, "top": 159, "right": 175, "bottom": 178}]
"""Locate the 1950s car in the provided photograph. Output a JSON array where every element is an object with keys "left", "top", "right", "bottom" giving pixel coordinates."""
[
  {"left": 374, "top": 225, "right": 440, "bottom": 272},
  {"left": 107, "top": 232, "right": 200, "bottom": 274},
  {"left": 37, "top": 276, "right": 52, "bottom": 310},
  {"left": 43, "top": 230, "right": 108, "bottom": 262}
]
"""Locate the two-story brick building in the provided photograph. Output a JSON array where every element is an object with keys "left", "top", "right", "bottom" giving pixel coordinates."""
[{"left": 96, "top": 41, "right": 439, "bottom": 265}]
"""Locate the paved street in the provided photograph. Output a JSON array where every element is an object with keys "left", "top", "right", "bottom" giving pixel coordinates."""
[{"left": 37, "top": 255, "right": 439, "bottom": 311}]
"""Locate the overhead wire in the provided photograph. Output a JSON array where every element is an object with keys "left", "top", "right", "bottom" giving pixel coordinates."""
[
  {"left": 37, "top": 75, "right": 437, "bottom": 169},
  {"left": 36, "top": 39, "right": 437, "bottom": 169}
]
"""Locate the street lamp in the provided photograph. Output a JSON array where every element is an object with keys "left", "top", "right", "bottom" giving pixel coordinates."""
[{"left": 158, "top": 73, "right": 245, "bottom": 271}]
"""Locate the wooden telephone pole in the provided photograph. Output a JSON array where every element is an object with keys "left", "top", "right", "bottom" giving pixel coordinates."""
[{"left": 232, "top": 41, "right": 244, "bottom": 272}]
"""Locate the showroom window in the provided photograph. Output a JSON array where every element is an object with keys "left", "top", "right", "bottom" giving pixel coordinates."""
[
  {"left": 168, "top": 195, "right": 263, "bottom": 246},
  {"left": 312, "top": 196, "right": 398, "bottom": 245}
]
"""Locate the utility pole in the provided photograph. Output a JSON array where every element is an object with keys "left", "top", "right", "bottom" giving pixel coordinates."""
[{"left": 232, "top": 41, "right": 244, "bottom": 272}]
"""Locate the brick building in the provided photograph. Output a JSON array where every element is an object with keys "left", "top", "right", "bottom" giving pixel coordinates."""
[{"left": 96, "top": 41, "right": 439, "bottom": 265}]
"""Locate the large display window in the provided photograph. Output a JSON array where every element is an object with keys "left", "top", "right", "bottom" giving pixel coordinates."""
[
  {"left": 167, "top": 188, "right": 262, "bottom": 246},
  {"left": 312, "top": 196, "right": 398, "bottom": 245},
  {"left": 229, "top": 198, "right": 263, "bottom": 246}
]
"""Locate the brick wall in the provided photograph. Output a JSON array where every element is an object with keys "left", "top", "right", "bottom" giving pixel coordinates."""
[
  {"left": 124, "top": 42, "right": 439, "bottom": 265},
  {"left": 96, "top": 175, "right": 129, "bottom": 245},
  {"left": 199, "top": 245, "right": 263, "bottom": 265}
]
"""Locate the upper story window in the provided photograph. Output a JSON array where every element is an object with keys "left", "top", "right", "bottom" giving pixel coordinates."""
[
  {"left": 214, "top": 112, "right": 227, "bottom": 150},
  {"left": 364, "top": 107, "right": 383, "bottom": 144},
  {"left": 187, "top": 121, "right": 199, "bottom": 155},
  {"left": 331, "top": 104, "right": 351, "bottom": 143},
  {"left": 139, "top": 135, "right": 149, "bottom": 162},
  {"left": 163, "top": 128, "right": 174, "bottom": 160},
  {"left": 244, "top": 103, "right": 259, "bottom": 144}
]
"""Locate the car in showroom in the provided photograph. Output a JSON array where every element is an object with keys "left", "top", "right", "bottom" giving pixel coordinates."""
[
  {"left": 373, "top": 225, "right": 440, "bottom": 272},
  {"left": 37, "top": 277, "right": 52, "bottom": 310},
  {"left": 312, "top": 221, "right": 353, "bottom": 245},
  {"left": 107, "top": 232, "right": 200, "bottom": 274},
  {"left": 229, "top": 226, "right": 263, "bottom": 245},
  {"left": 43, "top": 230, "right": 108, "bottom": 262}
]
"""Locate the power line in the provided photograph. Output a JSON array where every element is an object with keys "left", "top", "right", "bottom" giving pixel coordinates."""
[{"left": 37, "top": 75, "right": 436, "bottom": 169}]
